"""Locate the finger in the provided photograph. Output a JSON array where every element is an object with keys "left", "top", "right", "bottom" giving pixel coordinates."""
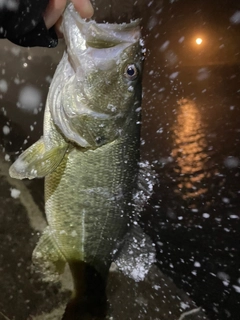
[
  {"left": 54, "top": 17, "right": 64, "bottom": 38},
  {"left": 44, "top": 0, "right": 67, "bottom": 29},
  {"left": 71, "top": 0, "right": 94, "bottom": 18}
]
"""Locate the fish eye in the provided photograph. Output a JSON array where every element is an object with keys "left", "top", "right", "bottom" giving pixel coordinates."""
[{"left": 124, "top": 64, "right": 138, "bottom": 80}]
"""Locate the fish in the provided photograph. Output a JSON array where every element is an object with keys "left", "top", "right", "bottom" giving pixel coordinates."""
[{"left": 9, "top": 3, "right": 143, "bottom": 318}]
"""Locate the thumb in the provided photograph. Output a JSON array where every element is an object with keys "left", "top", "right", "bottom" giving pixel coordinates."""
[
  {"left": 44, "top": 0, "right": 67, "bottom": 29},
  {"left": 71, "top": 0, "right": 94, "bottom": 18}
]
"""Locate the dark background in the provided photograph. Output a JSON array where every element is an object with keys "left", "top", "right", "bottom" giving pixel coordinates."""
[
  {"left": 0, "top": 0, "right": 240, "bottom": 319},
  {"left": 139, "top": 1, "right": 240, "bottom": 319}
]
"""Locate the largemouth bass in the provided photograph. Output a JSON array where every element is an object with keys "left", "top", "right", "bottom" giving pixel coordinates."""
[{"left": 9, "top": 3, "right": 143, "bottom": 318}]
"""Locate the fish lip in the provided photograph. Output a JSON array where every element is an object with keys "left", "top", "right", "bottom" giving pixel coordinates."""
[
  {"left": 63, "top": 3, "right": 141, "bottom": 50},
  {"left": 67, "top": 2, "right": 140, "bottom": 30}
]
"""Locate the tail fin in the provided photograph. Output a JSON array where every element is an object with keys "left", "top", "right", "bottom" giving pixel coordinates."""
[
  {"left": 62, "top": 298, "right": 108, "bottom": 320},
  {"left": 62, "top": 262, "right": 108, "bottom": 320}
]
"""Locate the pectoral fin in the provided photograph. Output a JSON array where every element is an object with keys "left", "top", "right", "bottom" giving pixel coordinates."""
[
  {"left": 9, "top": 137, "right": 68, "bottom": 180},
  {"left": 32, "top": 227, "right": 66, "bottom": 282}
]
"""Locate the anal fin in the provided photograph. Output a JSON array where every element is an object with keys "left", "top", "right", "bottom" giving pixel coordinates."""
[
  {"left": 32, "top": 227, "right": 66, "bottom": 282},
  {"left": 9, "top": 137, "right": 68, "bottom": 180},
  {"left": 113, "top": 223, "right": 156, "bottom": 282}
]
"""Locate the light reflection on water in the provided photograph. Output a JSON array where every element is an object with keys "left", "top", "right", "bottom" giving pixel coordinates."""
[{"left": 171, "top": 98, "right": 210, "bottom": 200}]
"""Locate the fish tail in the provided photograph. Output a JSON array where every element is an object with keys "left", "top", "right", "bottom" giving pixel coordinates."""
[{"left": 62, "top": 261, "right": 108, "bottom": 320}]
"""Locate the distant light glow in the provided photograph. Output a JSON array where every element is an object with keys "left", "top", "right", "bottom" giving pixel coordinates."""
[{"left": 196, "top": 38, "right": 203, "bottom": 45}]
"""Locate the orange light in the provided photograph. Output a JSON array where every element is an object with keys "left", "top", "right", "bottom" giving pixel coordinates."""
[{"left": 196, "top": 38, "right": 203, "bottom": 45}]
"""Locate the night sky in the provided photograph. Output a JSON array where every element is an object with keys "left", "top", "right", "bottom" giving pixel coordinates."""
[{"left": 140, "top": 0, "right": 240, "bottom": 66}]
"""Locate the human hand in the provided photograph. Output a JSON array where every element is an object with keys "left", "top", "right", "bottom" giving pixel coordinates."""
[{"left": 44, "top": 0, "right": 94, "bottom": 30}]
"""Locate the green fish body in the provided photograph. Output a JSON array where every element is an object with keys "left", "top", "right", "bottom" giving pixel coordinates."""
[{"left": 9, "top": 4, "right": 143, "bottom": 316}]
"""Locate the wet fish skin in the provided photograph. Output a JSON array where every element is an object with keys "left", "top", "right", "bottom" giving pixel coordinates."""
[{"left": 9, "top": 3, "right": 143, "bottom": 315}]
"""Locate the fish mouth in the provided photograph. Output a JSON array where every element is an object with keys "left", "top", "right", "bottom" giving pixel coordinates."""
[
  {"left": 62, "top": 3, "right": 141, "bottom": 71},
  {"left": 64, "top": 3, "right": 141, "bottom": 47},
  {"left": 48, "top": 4, "right": 142, "bottom": 148}
]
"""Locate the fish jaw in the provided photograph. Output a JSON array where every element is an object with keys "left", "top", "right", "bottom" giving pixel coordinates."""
[
  {"left": 62, "top": 3, "right": 141, "bottom": 70},
  {"left": 62, "top": 3, "right": 141, "bottom": 84}
]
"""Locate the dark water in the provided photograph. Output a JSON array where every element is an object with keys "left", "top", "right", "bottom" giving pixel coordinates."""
[{"left": 141, "top": 64, "right": 240, "bottom": 320}]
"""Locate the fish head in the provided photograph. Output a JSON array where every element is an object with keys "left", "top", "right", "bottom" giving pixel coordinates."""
[
  {"left": 49, "top": 4, "right": 143, "bottom": 148},
  {"left": 74, "top": 39, "right": 143, "bottom": 132}
]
